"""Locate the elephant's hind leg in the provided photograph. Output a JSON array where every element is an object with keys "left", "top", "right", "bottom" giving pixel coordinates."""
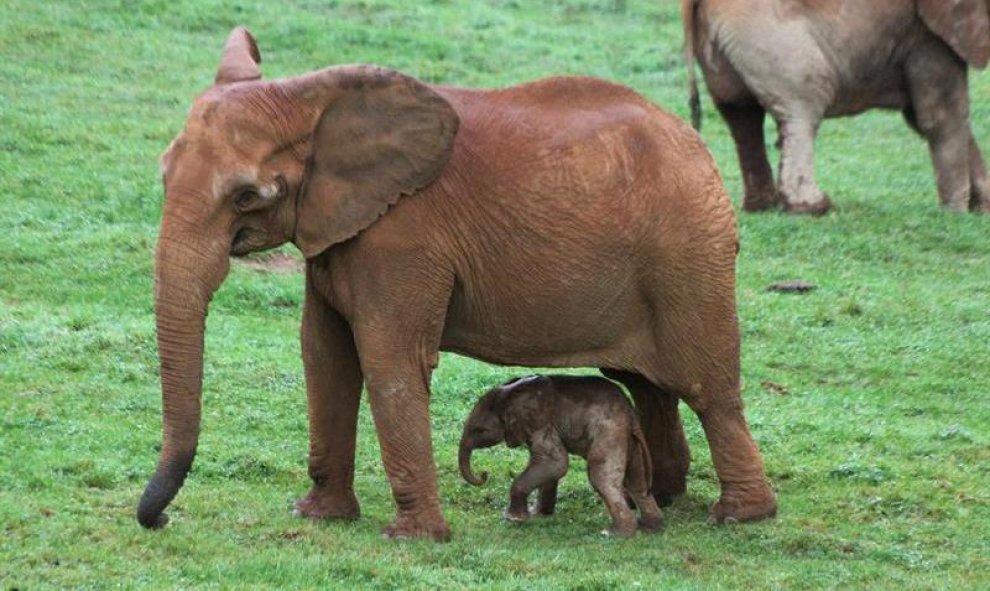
[
  {"left": 692, "top": 394, "right": 777, "bottom": 524},
  {"left": 601, "top": 369, "right": 689, "bottom": 507},
  {"left": 586, "top": 443, "right": 637, "bottom": 537},
  {"left": 776, "top": 114, "right": 832, "bottom": 215},
  {"left": 642, "top": 294, "right": 776, "bottom": 524}
]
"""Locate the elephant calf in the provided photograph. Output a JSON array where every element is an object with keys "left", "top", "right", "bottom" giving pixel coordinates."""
[{"left": 459, "top": 375, "right": 662, "bottom": 537}]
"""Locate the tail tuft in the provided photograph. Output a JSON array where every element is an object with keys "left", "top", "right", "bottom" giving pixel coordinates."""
[{"left": 682, "top": 0, "right": 702, "bottom": 131}]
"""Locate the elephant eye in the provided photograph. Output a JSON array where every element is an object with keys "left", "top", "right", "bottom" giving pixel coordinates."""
[{"left": 234, "top": 188, "right": 259, "bottom": 210}]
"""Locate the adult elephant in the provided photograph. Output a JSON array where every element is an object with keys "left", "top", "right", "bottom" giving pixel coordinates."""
[
  {"left": 682, "top": 0, "right": 990, "bottom": 214},
  {"left": 138, "top": 27, "right": 776, "bottom": 540}
]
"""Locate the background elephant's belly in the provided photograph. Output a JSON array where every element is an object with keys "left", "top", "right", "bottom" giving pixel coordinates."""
[{"left": 439, "top": 274, "right": 651, "bottom": 367}]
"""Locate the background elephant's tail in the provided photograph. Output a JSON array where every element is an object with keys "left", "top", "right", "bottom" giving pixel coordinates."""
[
  {"left": 631, "top": 422, "right": 653, "bottom": 494},
  {"left": 681, "top": 0, "right": 702, "bottom": 131}
]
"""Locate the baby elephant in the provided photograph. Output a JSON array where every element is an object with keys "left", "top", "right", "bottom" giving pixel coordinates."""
[{"left": 458, "top": 375, "right": 662, "bottom": 537}]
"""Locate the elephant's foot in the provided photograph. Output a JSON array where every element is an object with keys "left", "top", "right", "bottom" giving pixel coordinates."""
[
  {"left": 635, "top": 497, "right": 664, "bottom": 533},
  {"left": 638, "top": 514, "right": 663, "bottom": 533},
  {"left": 707, "top": 482, "right": 777, "bottom": 525},
  {"left": 652, "top": 484, "right": 684, "bottom": 508},
  {"left": 742, "top": 188, "right": 782, "bottom": 212},
  {"left": 602, "top": 501, "right": 638, "bottom": 537},
  {"left": 503, "top": 507, "right": 531, "bottom": 522},
  {"left": 604, "top": 517, "right": 638, "bottom": 538},
  {"left": 968, "top": 196, "right": 990, "bottom": 214},
  {"left": 293, "top": 486, "right": 360, "bottom": 521},
  {"left": 783, "top": 194, "right": 831, "bottom": 216},
  {"left": 531, "top": 496, "right": 557, "bottom": 517},
  {"left": 383, "top": 509, "right": 451, "bottom": 542},
  {"left": 652, "top": 458, "right": 688, "bottom": 507},
  {"left": 529, "top": 504, "right": 554, "bottom": 517}
]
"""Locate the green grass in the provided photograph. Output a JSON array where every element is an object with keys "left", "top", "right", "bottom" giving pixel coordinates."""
[{"left": 2, "top": 0, "right": 988, "bottom": 588}]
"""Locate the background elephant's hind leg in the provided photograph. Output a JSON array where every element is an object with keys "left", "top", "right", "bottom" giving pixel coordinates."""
[
  {"left": 717, "top": 102, "right": 781, "bottom": 212},
  {"left": 601, "top": 369, "right": 689, "bottom": 506},
  {"left": 776, "top": 115, "right": 832, "bottom": 215}
]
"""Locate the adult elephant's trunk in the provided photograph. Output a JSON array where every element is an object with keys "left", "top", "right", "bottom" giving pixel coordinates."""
[
  {"left": 137, "top": 226, "right": 229, "bottom": 529},
  {"left": 458, "top": 436, "right": 489, "bottom": 487}
]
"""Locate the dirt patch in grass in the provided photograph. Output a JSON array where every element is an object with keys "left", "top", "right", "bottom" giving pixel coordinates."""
[{"left": 236, "top": 252, "right": 304, "bottom": 273}]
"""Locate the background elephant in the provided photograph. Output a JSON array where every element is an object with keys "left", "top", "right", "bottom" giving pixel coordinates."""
[
  {"left": 682, "top": 0, "right": 990, "bottom": 214},
  {"left": 138, "top": 27, "right": 776, "bottom": 541},
  {"left": 458, "top": 375, "right": 663, "bottom": 537}
]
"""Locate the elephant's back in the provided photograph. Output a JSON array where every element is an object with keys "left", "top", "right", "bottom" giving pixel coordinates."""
[
  {"left": 434, "top": 76, "right": 703, "bottom": 158},
  {"left": 432, "top": 77, "right": 730, "bottom": 227}
]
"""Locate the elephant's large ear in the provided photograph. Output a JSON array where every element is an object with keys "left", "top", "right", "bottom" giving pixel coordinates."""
[
  {"left": 293, "top": 67, "right": 460, "bottom": 258},
  {"left": 918, "top": 0, "right": 990, "bottom": 69},
  {"left": 499, "top": 376, "right": 555, "bottom": 448},
  {"left": 215, "top": 27, "right": 262, "bottom": 84}
]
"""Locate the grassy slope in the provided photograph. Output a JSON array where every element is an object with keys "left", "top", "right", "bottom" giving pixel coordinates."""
[{"left": 1, "top": 0, "right": 988, "bottom": 588}]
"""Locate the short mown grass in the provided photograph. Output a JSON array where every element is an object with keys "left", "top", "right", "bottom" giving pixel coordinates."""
[{"left": 1, "top": 0, "right": 988, "bottom": 588}]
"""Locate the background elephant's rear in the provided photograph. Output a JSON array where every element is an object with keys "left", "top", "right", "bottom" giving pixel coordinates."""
[{"left": 685, "top": 0, "right": 990, "bottom": 212}]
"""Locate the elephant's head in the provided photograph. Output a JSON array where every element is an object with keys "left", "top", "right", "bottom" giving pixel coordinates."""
[
  {"left": 458, "top": 376, "right": 555, "bottom": 487},
  {"left": 138, "top": 27, "right": 459, "bottom": 529}
]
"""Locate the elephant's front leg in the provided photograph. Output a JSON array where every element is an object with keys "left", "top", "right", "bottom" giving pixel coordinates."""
[
  {"left": 506, "top": 438, "right": 568, "bottom": 522},
  {"left": 354, "top": 316, "right": 450, "bottom": 541},
  {"left": 365, "top": 369, "right": 448, "bottom": 540},
  {"left": 533, "top": 479, "right": 559, "bottom": 517},
  {"left": 294, "top": 282, "right": 364, "bottom": 521}
]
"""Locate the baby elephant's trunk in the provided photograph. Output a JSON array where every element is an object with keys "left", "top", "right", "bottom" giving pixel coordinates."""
[{"left": 458, "top": 437, "right": 489, "bottom": 486}]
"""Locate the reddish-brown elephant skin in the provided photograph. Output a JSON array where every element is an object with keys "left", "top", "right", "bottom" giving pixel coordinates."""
[{"left": 138, "top": 27, "right": 777, "bottom": 540}]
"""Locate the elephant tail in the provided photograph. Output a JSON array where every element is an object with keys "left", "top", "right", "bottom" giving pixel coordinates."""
[
  {"left": 631, "top": 421, "right": 653, "bottom": 494},
  {"left": 681, "top": 0, "right": 702, "bottom": 131}
]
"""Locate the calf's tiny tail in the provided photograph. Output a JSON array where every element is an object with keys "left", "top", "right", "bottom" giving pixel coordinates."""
[{"left": 631, "top": 423, "right": 653, "bottom": 494}]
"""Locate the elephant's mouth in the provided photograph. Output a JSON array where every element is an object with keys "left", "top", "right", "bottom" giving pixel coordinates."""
[{"left": 231, "top": 227, "right": 260, "bottom": 257}]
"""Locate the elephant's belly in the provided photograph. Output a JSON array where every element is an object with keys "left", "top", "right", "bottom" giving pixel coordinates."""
[
  {"left": 438, "top": 283, "right": 652, "bottom": 369},
  {"left": 826, "top": 72, "right": 909, "bottom": 117}
]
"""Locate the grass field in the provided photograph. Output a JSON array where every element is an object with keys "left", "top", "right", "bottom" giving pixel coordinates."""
[{"left": 2, "top": 0, "right": 988, "bottom": 588}]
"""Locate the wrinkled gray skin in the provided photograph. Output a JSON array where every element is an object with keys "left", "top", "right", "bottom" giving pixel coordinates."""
[
  {"left": 459, "top": 375, "right": 663, "bottom": 537},
  {"left": 683, "top": 0, "right": 990, "bottom": 214}
]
